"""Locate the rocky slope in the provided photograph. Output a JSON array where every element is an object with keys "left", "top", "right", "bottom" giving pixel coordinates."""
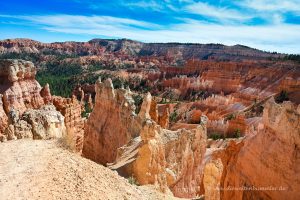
[
  {"left": 0, "top": 59, "right": 45, "bottom": 114},
  {"left": 83, "top": 79, "right": 208, "bottom": 198},
  {"left": 201, "top": 98, "right": 300, "bottom": 200},
  {"left": 0, "top": 139, "right": 180, "bottom": 200},
  {"left": 82, "top": 75, "right": 300, "bottom": 199}
]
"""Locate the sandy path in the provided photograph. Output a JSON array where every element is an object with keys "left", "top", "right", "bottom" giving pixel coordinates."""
[{"left": 0, "top": 139, "right": 179, "bottom": 200}]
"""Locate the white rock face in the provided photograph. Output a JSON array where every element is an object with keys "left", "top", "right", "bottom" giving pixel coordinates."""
[{"left": 4, "top": 105, "right": 66, "bottom": 140}]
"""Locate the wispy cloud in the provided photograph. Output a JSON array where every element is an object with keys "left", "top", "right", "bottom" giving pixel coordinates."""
[
  {"left": 122, "top": 1, "right": 164, "bottom": 11},
  {"left": 1, "top": 14, "right": 299, "bottom": 53},
  {"left": 0, "top": 14, "right": 161, "bottom": 30},
  {"left": 239, "top": 0, "right": 300, "bottom": 13},
  {"left": 184, "top": 2, "right": 251, "bottom": 22}
]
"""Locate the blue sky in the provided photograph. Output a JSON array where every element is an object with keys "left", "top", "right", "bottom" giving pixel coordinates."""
[{"left": 0, "top": 0, "right": 300, "bottom": 53}]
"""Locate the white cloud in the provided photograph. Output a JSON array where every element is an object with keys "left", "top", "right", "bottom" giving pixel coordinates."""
[
  {"left": 240, "top": 0, "right": 300, "bottom": 13},
  {"left": 1, "top": 14, "right": 300, "bottom": 53},
  {"left": 122, "top": 1, "right": 164, "bottom": 11},
  {"left": 184, "top": 2, "right": 251, "bottom": 21}
]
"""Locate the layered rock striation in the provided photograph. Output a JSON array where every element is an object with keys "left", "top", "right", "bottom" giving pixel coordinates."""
[
  {"left": 83, "top": 78, "right": 208, "bottom": 198},
  {"left": 202, "top": 98, "right": 300, "bottom": 200},
  {"left": 0, "top": 59, "right": 49, "bottom": 138},
  {"left": 82, "top": 78, "right": 142, "bottom": 164},
  {"left": 0, "top": 59, "right": 45, "bottom": 114},
  {"left": 53, "top": 95, "right": 85, "bottom": 152}
]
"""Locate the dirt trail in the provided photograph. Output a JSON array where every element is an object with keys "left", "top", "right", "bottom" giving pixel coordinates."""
[{"left": 0, "top": 139, "right": 180, "bottom": 200}]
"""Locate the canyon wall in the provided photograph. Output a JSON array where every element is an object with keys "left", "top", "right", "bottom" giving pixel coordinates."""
[
  {"left": 83, "top": 78, "right": 208, "bottom": 198},
  {"left": 0, "top": 59, "right": 45, "bottom": 114},
  {"left": 82, "top": 78, "right": 142, "bottom": 164},
  {"left": 53, "top": 96, "right": 85, "bottom": 152},
  {"left": 0, "top": 59, "right": 84, "bottom": 147},
  {"left": 223, "top": 98, "right": 300, "bottom": 200},
  {"left": 203, "top": 98, "right": 300, "bottom": 200}
]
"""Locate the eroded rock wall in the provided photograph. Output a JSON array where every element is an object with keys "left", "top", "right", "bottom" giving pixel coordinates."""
[
  {"left": 82, "top": 78, "right": 142, "bottom": 164},
  {"left": 0, "top": 95, "right": 8, "bottom": 140},
  {"left": 53, "top": 96, "right": 85, "bottom": 152},
  {"left": 0, "top": 60, "right": 45, "bottom": 114},
  {"left": 223, "top": 99, "right": 300, "bottom": 200},
  {"left": 84, "top": 77, "right": 208, "bottom": 198},
  {"left": 203, "top": 98, "right": 300, "bottom": 200},
  {"left": 3, "top": 105, "right": 66, "bottom": 141},
  {"left": 0, "top": 59, "right": 52, "bottom": 140}
]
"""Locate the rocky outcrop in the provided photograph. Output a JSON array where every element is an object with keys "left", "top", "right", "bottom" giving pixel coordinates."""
[
  {"left": 0, "top": 59, "right": 52, "bottom": 140},
  {"left": 203, "top": 139, "right": 244, "bottom": 200},
  {"left": 53, "top": 96, "right": 85, "bottom": 153},
  {"left": 82, "top": 78, "right": 142, "bottom": 164},
  {"left": 203, "top": 98, "right": 300, "bottom": 200},
  {"left": 223, "top": 99, "right": 300, "bottom": 200},
  {"left": 0, "top": 95, "right": 8, "bottom": 137},
  {"left": 0, "top": 59, "right": 45, "bottom": 115},
  {"left": 83, "top": 77, "right": 208, "bottom": 198},
  {"left": 40, "top": 83, "right": 52, "bottom": 104},
  {"left": 3, "top": 105, "right": 66, "bottom": 140},
  {"left": 113, "top": 120, "right": 207, "bottom": 197}
]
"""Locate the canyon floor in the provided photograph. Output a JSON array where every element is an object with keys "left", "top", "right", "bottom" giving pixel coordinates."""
[{"left": 0, "top": 139, "right": 181, "bottom": 200}]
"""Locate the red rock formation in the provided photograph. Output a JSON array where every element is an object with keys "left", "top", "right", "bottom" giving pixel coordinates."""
[
  {"left": 223, "top": 99, "right": 300, "bottom": 200},
  {"left": 0, "top": 59, "right": 51, "bottom": 139},
  {"left": 40, "top": 83, "right": 52, "bottom": 104},
  {"left": 109, "top": 115, "right": 207, "bottom": 198},
  {"left": 149, "top": 100, "right": 159, "bottom": 122},
  {"left": 158, "top": 107, "right": 169, "bottom": 129},
  {"left": 0, "top": 60, "right": 45, "bottom": 115},
  {"left": 203, "top": 139, "right": 244, "bottom": 200},
  {"left": 83, "top": 77, "right": 208, "bottom": 197},
  {"left": 227, "top": 115, "right": 247, "bottom": 137},
  {"left": 82, "top": 78, "right": 142, "bottom": 164},
  {"left": 0, "top": 95, "right": 8, "bottom": 139},
  {"left": 203, "top": 98, "right": 300, "bottom": 200},
  {"left": 53, "top": 96, "right": 85, "bottom": 153}
]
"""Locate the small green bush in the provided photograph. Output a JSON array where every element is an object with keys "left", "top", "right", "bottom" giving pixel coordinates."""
[
  {"left": 169, "top": 111, "right": 178, "bottom": 122},
  {"left": 128, "top": 176, "right": 139, "bottom": 186},
  {"left": 226, "top": 114, "right": 236, "bottom": 121},
  {"left": 275, "top": 90, "right": 289, "bottom": 103},
  {"left": 209, "top": 133, "right": 224, "bottom": 140}
]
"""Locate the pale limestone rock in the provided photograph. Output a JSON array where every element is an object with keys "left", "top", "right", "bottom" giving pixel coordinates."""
[{"left": 4, "top": 105, "right": 66, "bottom": 140}]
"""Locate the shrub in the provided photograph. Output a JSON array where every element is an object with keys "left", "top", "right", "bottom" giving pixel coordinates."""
[
  {"left": 127, "top": 176, "right": 139, "bottom": 186},
  {"left": 132, "top": 94, "right": 143, "bottom": 114},
  {"left": 226, "top": 114, "right": 236, "bottom": 121},
  {"left": 81, "top": 102, "right": 93, "bottom": 118},
  {"left": 275, "top": 90, "right": 289, "bottom": 103},
  {"left": 169, "top": 111, "right": 178, "bottom": 122},
  {"left": 209, "top": 133, "right": 224, "bottom": 140},
  {"left": 232, "top": 129, "right": 241, "bottom": 138}
]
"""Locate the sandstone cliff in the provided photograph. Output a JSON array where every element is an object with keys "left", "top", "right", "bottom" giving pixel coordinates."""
[
  {"left": 223, "top": 98, "right": 300, "bottom": 200},
  {"left": 82, "top": 78, "right": 142, "bottom": 164},
  {"left": 0, "top": 59, "right": 52, "bottom": 139},
  {"left": 83, "top": 78, "right": 208, "bottom": 198},
  {"left": 203, "top": 98, "right": 300, "bottom": 200},
  {"left": 0, "top": 95, "right": 8, "bottom": 139},
  {"left": 0, "top": 59, "right": 45, "bottom": 115},
  {"left": 53, "top": 96, "right": 85, "bottom": 152}
]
